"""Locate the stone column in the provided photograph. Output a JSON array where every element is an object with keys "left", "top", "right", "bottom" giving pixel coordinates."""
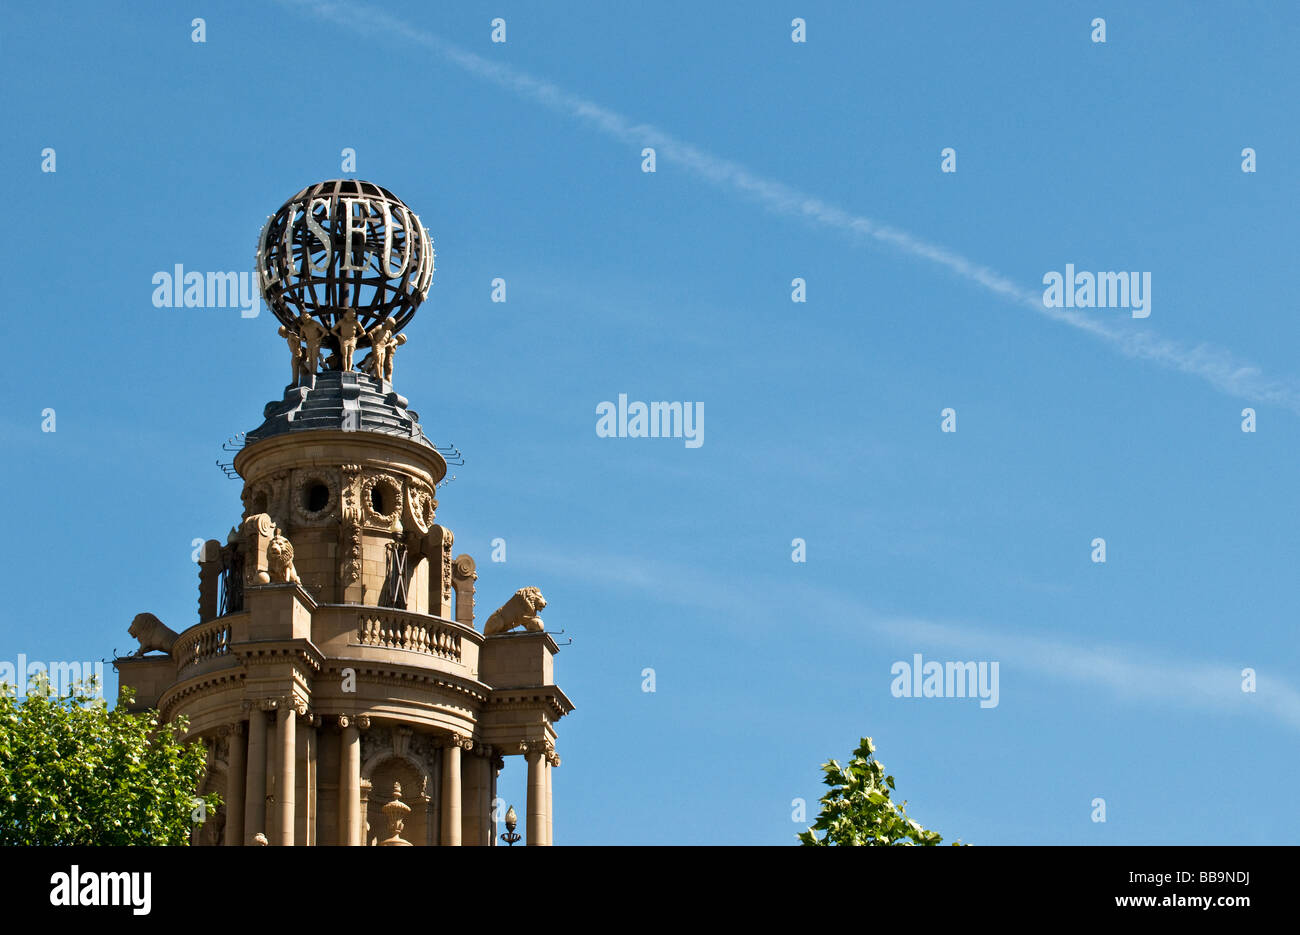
[
  {"left": 338, "top": 715, "right": 362, "bottom": 846},
  {"left": 304, "top": 715, "right": 320, "bottom": 846},
  {"left": 546, "top": 751, "right": 559, "bottom": 846},
  {"left": 490, "top": 753, "right": 504, "bottom": 847},
  {"left": 277, "top": 700, "right": 297, "bottom": 846},
  {"left": 244, "top": 702, "right": 269, "bottom": 845},
  {"left": 523, "top": 741, "right": 547, "bottom": 847},
  {"left": 224, "top": 722, "right": 246, "bottom": 846},
  {"left": 441, "top": 734, "right": 465, "bottom": 846},
  {"left": 478, "top": 745, "right": 493, "bottom": 846}
]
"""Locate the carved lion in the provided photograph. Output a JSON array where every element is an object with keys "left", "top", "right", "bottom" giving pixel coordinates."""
[
  {"left": 483, "top": 587, "right": 547, "bottom": 636},
  {"left": 262, "top": 534, "right": 303, "bottom": 586},
  {"left": 128, "top": 612, "right": 179, "bottom": 657}
]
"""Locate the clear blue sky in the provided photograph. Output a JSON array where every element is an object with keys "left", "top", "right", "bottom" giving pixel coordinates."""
[{"left": 3, "top": 1, "right": 1298, "bottom": 844}]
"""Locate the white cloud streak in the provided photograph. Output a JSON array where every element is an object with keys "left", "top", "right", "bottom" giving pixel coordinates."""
[
  {"left": 287, "top": 0, "right": 1300, "bottom": 411},
  {"left": 872, "top": 615, "right": 1300, "bottom": 731}
]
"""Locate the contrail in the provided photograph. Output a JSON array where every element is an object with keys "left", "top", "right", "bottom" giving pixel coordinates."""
[{"left": 285, "top": 0, "right": 1300, "bottom": 412}]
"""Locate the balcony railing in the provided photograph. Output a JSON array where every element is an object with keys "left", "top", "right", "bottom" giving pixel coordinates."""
[
  {"left": 357, "top": 610, "right": 462, "bottom": 663},
  {"left": 176, "top": 618, "right": 232, "bottom": 676}
]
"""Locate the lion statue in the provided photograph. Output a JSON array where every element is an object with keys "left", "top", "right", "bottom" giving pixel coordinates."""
[
  {"left": 260, "top": 534, "right": 303, "bottom": 586},
  {"left": 483, "top": 587, "right": 547, "bottom": 636},
  {"left": 128, "top": 612, "right": 179, "bottom": 657}
]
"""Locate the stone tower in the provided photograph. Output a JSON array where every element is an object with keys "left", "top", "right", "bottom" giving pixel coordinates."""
[{"left": 115, "top": 180, "right": 572, "bottom": 846}]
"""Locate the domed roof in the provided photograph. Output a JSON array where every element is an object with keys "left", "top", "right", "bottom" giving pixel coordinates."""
[{"left": 245, "top": 370, "right": 435, "bottom": 449}]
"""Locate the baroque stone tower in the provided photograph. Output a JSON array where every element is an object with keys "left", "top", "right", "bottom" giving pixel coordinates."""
[{"left": 116, "top": 180, "right": 572, "bottom": 846}]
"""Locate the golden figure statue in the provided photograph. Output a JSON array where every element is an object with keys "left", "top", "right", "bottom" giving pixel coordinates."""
[
  {"left": 277, "top": 324, "right": 305, "bottom": 385},
  {"left": 331, "top": 309, "right": 368, "bottom": 372},
  {"left": 297, "top": 313, "right": 328, "bottom": 377}
]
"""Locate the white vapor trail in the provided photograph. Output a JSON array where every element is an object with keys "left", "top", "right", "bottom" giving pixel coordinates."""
[{"left": 286, "top": 0, "right": 1300, "bottom": 412}]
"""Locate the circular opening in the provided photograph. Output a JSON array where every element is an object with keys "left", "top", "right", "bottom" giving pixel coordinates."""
[
  {"left": 305, "top": 483, "right": 330, "bottom": 513},
  {"left": 371, "top": 485, "right": 388, "bottom": 515}
]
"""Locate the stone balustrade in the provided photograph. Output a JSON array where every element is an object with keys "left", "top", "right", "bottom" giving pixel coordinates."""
[
  {"left": 356, "top": 609, "right": 463, "bottom": 663},
  {"left": 175, "top": 617, "right": 233, "bottom": 676}
]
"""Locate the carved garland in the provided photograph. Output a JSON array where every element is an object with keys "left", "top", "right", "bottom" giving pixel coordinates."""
[
  {"left": 339, "top": 464, "right": 363, "bottom": 587},
  {"left": 294, "top": 469, "right": 338, "bottom": 524},
  {"left": 404, "top": 480, "right": 437, "bottom": 535},
  {"left": 362, "top": 472, "right": 404, "bottom": 528}
]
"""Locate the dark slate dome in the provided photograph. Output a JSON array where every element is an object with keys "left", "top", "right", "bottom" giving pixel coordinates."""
[{"left": 246, "top": 370, "right": 434, "bottom": 449}]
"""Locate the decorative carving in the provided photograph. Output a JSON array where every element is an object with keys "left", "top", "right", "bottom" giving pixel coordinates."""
[
  {"left": 519, "top": 739, "right": 554, "bottom": 760},
  {"left": 293, "top": 470, "right": 337, "bottom": 524},
  {"left": 239, "top": 513, "right": 278, "bottom": 586},
  {"left": 379, "top": 782, "right": 413, "bottom": 846},
  {"left": 482, "top": 587, "right": 547, "bottom": 636},
  {"left": 128, "top": 612, "right": 179, "bottom": 657},
  {"left": 356, "top": 714, "right": 371, "bottom": 730},
  {"left": 452, "top": 555, "right": 477, "bottom": 626},
  {"left": 339, "top": 465, "right": 364, "bottom": 588},
  {"left": 403, "top": 481, "right": 436, "bottom": 536},
  {"left": 362, "top": 472, "right": 403, "bottom": 528},
  {"left": 260, "top": 534, "right": 303, "bottom": 586}
]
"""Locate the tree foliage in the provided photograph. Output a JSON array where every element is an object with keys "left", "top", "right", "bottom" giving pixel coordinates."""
[
  {"left": 798, "top": 736, "right": 961, "bottom": 846},
  {"left": 0, "top": 676, "right": 218, "bottom": 845}
]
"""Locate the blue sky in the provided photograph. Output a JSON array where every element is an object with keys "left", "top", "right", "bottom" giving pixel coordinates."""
[{"left": 3, "top": 0, "right": 1298, "bottom": 844}]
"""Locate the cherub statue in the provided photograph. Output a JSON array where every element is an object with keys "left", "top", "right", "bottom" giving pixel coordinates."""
[
  {"left": 277, "top": 324, "right": 305, "bottom": 385},
  {"left": 331, "top": 309, "right": 368, "bottom": 372}
]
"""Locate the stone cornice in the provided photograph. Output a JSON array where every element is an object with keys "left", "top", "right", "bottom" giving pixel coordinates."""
[
  {"left": 157, "top": 669, "right": 245, "bottom": 722},
  {"left": 244, "top": 580, "right": 319, "bottom": 612},
  {"left": 488, "top": 685, "right": 574, "bottom": 720}
]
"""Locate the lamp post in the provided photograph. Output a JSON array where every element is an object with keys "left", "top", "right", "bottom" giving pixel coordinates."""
[{"left": 499, "top": 805, "right": 522, "bottom": 846}]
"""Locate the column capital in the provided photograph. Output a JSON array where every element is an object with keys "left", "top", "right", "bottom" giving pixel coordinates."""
[
  {"left": 355, "top": 714, "right": 371, "bottom": 730},
  {"left": 547, "top": 753, "right": 561, "bottom": 768},
  {"left": 276, "top": 695, "right": 308, "bottom": 716},
  {"left": 519, "top": 739, "right": 554, "bottom": 759},
  {"left": 448, "top": 732, "right": 473, "bottom": 751}
]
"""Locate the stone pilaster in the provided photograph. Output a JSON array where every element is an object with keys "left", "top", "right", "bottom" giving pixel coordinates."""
[
  {"left": 223, "top": 721, "right": 246, "bottom": 846},
  {"left": 277, "top": 698, "right": 303, "bottom": 846},
  {"left": 244, "top": 700, "right": 273, "bottom": 845},
  {"left": 338, "top": 715, "right": 364, "bottom": 845},
  {"left": 440, "top": 733, "right": 471, "bottom": 846},
  {"left": 522, "top": 740, "right": 550, "bottom": 847}
]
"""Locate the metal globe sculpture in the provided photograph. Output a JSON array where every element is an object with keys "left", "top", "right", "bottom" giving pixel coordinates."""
[{"left": 256, "top": 179, "right": 434, "bottom": 350}]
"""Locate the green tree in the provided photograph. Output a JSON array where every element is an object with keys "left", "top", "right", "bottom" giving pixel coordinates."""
[
  {"left": 798, "top": 736, "right": 961, "bottom": 846},
  {"left": 0, "top": 676, "right": 218, "bottom": 845}
]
